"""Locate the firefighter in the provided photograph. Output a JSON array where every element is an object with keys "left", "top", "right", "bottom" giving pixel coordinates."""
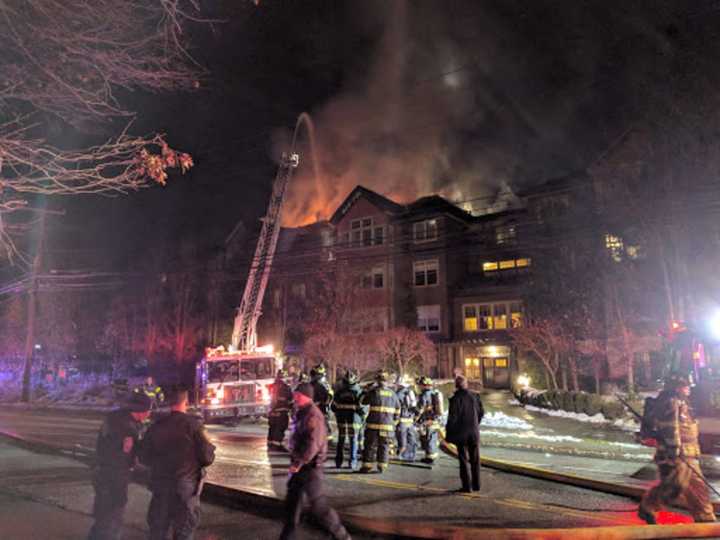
[
  {"left": 638, "top": 372, "right": 716, "bottom": 524},
  {"left": 134, "top": 376, "right": 164, "bottom": 409},
  {"left": 88, "top": 392, "right": 152, "bottom": 540},
  {"left": 360, "top": 370, "right": 400, "bottom": 473},
  {"left": 331, "top": 370, "right": 365, "bottom": 469},
  {"left": 268, "top": 370, "right": 293, "bottom": 448},
  {"left": 395, "top": 374, "right": 418, "bottom": 462},
  {"left": 416, "top": 376, "right": 443, "bottom": 465},
  {"left": 310, "top": 364, "right": 334, "bottom": 441}
]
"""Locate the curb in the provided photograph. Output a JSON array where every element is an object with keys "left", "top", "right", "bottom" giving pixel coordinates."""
[
  {"left": 4, "top": 431, "right": 720, "bottom": 540},
  {"left": 441, "top": 439, "right": 720, "bottom": 514}
]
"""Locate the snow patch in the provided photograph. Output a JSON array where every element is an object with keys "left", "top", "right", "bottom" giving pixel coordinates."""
[
  {"left": 481, "top": 429, "right": 584, "bottom": 444},
  {"left": 482, "top": 411, "right": 533, "bottom": 430},
  {"left": 522, "top": 403, "right": 639, "bottom": 432}
]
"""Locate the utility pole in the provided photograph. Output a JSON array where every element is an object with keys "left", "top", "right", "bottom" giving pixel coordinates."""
[{"left": 21, "top": 210, "right": 47, "bottom": 403}]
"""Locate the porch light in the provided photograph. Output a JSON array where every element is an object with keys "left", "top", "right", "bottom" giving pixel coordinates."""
[{"left": 517, "top": 374, "right": 531, "bottom": 389}]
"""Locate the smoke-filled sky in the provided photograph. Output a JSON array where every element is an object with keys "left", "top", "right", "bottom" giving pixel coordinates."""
[{"left": 61, "top": 0, "right": 719, "bottom": 258}]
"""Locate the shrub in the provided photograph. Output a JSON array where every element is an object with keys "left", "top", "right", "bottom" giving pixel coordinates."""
[
  {"left": 560, "top": 391, "right": 574, "bottom": 412},
  {"left": 545, "top": 390, "right": 558, "bottom": 409},
  {"left": 574, "top": 392, "right": 589, "bottom": 414},
  {"left": 585, "top": 394, "right": 604, "bottom": 416},
  {"left": 601, "top": 400, "right": 625, "bottom": 420}
]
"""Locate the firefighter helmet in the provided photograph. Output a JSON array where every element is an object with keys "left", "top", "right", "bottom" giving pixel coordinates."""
[
  {"left": 276, "top": 369, "right": 288, "bottom": 380},
  {"left": 664, "top": 372, "right": 692, "bottom": 389},
  {"left": 376, "top": 370, "right": 390, "bottom": 383},
  {"left": 344, "top": 370, "right": 358, "bottom": 385},
  {"left": 310, "top": 364, "right": 326, "bottom": 379},
  {"left": 418, "top": 376, "right": 433, "bottom": 387}
]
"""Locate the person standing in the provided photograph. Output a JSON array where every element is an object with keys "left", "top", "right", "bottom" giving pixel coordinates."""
[
  {"left": 445, "top": 375, "right": 484, "bottom": 493},
  {"left": 310, "top": 364, "right": 334, "bottom": 441},
  {"left": 280, "top": 383, "right": 351, "bottom": 540},
  {"left": 135, "top": 375, "right": 164, "bottom": 409},
  {"left": 416, "top": 376, "right": 443, "bottom": 465},
  {"left": 268, "top": 370, "right": 293, "bottom": 448},
  {"left": 331, "top": 370, "right": 365, "bottom": 469},
  {"left": 88, "top": 392, "right": 152, "bottom": 540},
  {"left": 140, "top": 388, "right": 216, "bottom": 540},
  {"left": 638, "top": 373, "right": 716, "bottom": 524},
  {"left": 360, "top": 370, "right": 400, "bottom": 473},
  {"left": 395, "top": 375, "right": 418, "bottom": 462}
]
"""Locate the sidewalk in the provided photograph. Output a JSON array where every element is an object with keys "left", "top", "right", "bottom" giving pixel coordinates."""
[{"left": 0, "top": 440, "right": 368, "bottom": 540}]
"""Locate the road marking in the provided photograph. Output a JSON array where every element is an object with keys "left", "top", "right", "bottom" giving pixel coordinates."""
[{"left": 333, "top": 474, "right": 637, "bottom": 525}]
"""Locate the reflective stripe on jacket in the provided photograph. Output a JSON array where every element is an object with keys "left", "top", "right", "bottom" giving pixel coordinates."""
[{"left": 361, "top": 384, "right": 400, "bottom": 432}]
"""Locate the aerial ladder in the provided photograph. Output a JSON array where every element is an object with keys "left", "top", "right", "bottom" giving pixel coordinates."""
[{"left": 231, "top": 151, "right": 300, "bottom": 352}]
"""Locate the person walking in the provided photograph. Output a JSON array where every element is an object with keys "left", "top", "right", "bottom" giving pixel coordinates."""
[
  {"left": 360, "top": 370, "right": 400, "bottom": 473},
  {"left": 140, "top": 388, "right": 216, "bottom": 540},
  {"left": 280, "top": 383, "right": 351, "bottom": 540},
  {"left": 445, "top": 375, "right": 484, "bottom": 493},
  {"left": 88, "top": 392, "right": 152, "bottom": 540},
  {"left": 268, "top": 370, "right": 293, "bottom": 448},
  {"left": 638, "top": 372, "right": 716, "bottom": 524},
  {"left": 331, "top": 370, "right": 365, "bottom": 469}
]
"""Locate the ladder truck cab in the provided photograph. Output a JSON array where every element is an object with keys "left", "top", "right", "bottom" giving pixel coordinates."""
[
  {"left": 197, "top": 346, "right": 280, "bottom": 422},
  {"left": 196, "top": 152, "right": 299, "bottom": 423}
]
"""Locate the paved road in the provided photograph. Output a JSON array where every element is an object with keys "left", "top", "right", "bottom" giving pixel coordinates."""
[{"left": 0, "top": 407, "right": 662, "bottom": 531}]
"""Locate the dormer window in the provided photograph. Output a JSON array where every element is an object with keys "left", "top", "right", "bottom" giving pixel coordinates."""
[
  {"left": 413, "top": 219, "right": 438, "bottom": 243},
  {"left": 349, "top": 217, "right": 384, "bottom": 247}
]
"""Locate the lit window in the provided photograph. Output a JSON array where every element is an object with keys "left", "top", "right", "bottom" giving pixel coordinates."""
[
  {"left": 495, "top": 358, "right": 508, "bottom": 368},
  {"left": 483, "top": 258, "right": 531, "bottom": 273},
  {"left": 463, "top": 306, "right": 478, "bottom": 331},
  {"left": 510, "top": 302, "right": 523, "bottom": 328},
  {"left": 463, "top": 301, "right": 523, "bottom": 331},
  {"left": 605, "top": 234, "right": 624, "bottom": 262},
  {"left": 414, "top": 260, "right": 439, "bottom": 287},
  {"left": 493, "top": 304, "right": 507, "bottom": 329},
  {"left": 417, "top": 305, "right": 441, "bottom": 333},
  {"left": 413, "top": 219, "right": 439, "bottom": 243}
]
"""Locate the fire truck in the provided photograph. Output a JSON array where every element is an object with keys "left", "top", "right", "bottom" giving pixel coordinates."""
[{"left": 196, "top": 152, "right": 299, "bottom": 422}]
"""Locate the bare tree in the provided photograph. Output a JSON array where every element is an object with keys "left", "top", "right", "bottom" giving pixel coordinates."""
[
  {"left": 376, "top": 327, "right": 436, "bottom": 378},
  {"left": 0, "top": 1, "right": 203, "bottom": 260},
  {"left": 510, "top": 318, "right": 571, "bottom": 390}
]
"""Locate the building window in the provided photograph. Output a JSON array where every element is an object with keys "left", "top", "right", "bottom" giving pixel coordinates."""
[
  {"left": 482, "top": 258, "right": 531, "bottom": 273},
  {"left": 417, "top": 305, "right": 441, "bottom": 333},
  {"left": 413, "top": 259, "right": 439, "bottom": 287},
  {"left": 495, "top": 225, "right": 517, "bottom": 245},
  {"left": 349, "top": 217, "right": 384, "bottom": 247},
  {"left": 463, "top": 301, "right": 523, "bottom": 332},
  {"left": 362, "top": 265, "right": 385, "bottom": 289},
  {"left": 465, "top": 357, "right": 481, "bottom": 379},
  {"left": 290, "top": 283, "right": 306, "bottom": 299},
  {"left": 349, "top": 309, "right": 388, "bottom": 334},
  {"left": 413, "top": 219, "right": 439, "bottom": 243},
  {"left": 605, "top": 234, "right": 624, "bottom": 262}
]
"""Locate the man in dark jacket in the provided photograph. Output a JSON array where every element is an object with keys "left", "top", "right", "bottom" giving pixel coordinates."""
[
  {"left": 280, "top": 383, "right": 351, "bottom": 540},
  {"left": 445, "top": 375, "right": 484, "bottom": 493},
  {"left": 310, "top": 363, "right": 334, "bottom": 441},
  {"left": 331, "top": 370, "right": 365, "bottom": 469},
  {"left": 140, "top": 388, "right": 216, "bottom": 540},
  {"left": 88, "top": 392, "right": 152, "bottom": 540},
  {"left": 268, "top": 370, "right": 293, "bottom": 448}
]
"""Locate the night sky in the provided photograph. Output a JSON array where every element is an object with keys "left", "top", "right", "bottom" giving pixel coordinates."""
[{"left": 50, "top": 1, "right": 720, "bottom": 272}]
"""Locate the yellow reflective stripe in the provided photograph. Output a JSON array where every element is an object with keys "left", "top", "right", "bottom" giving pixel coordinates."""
[
  {"left": 366, "top": 423, "right": 395, "bottom": 431},
  {"left": 379, "top": 390, "right": 394, "bottom": 397},
  {"left": 400, "top": 418, "right": 414, "bottom": 424},
  {"left": 369, "top": 406, "right": 398, "bottom": 413},
  {"left": 334, "top": 404, "right": 358, "bottom": 410}
]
